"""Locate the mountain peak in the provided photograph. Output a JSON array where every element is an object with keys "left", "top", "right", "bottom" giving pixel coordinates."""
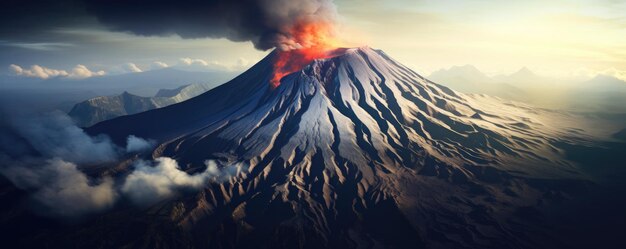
[
  {"left": 456, "top": 64, "right": 481, "bottom": 71},
  {"left": 587, "top": 73, "right": 623, "bottom": 83},
  {"left": 511, "top": 66, "right": 535, "bottom": 77},
  {"left": 428, "top": 64, "right": 491, "bottom": 84},
  {"left": 583, "top": 73, "right": 626, "bottom": 91},
  {"left": 88, "top": 47, "right": 569, "bottom": 177},
  {"left": 84, "top": 47, "right": 579, "bottom": 248}
]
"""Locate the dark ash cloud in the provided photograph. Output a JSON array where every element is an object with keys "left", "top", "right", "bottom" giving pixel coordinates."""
[
  {"left": 1, "top": 0, "right": 338, "bottom": 50},
  {"left": 0, "top": 0, "right": 89, "bottom": 39}
]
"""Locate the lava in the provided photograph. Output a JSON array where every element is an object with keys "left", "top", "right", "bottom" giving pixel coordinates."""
[{"left": 270, "top": 22, "right": 341, "bottom": 88}]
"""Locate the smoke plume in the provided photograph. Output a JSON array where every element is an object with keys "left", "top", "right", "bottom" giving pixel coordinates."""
[
  {"left": 82, "top": 0, "right": 338, "bottom": 51},
  {"left": 0, "top": 0, "right": 339, "bottom": 51}
]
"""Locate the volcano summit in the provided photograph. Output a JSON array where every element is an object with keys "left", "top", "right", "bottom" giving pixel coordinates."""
[
  {"left": 90, "top": 47, "right": 577, "bottom": 176},
  {"left": 77, "top": 47, "right": 601, "bottom": 248}
]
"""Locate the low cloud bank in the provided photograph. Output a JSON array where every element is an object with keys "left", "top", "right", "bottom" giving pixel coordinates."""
[
  {"left": 13, "top": 112, "right": 118, "bottom": 163},
  {"left": 151, "top": 61, "right": 169, "bottom": 69},
  {"left": 0, "top": 111, "right": 239, "bottom": 219},
  {"left": 0, "top": 157, "right": 117, "bottom": 218},
  {"left": 0, "top": 111, "right": 121, "bottom": 217}
]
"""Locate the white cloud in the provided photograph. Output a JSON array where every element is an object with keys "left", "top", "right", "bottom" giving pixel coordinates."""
[
  {"left": 0, "top": 107, "right": 246, "bottom": 218},
  {"left": 180, "top": 57, "right": 209, "bottom": 66},
  {"left": 151, "top": 61, "right": 169, "bottom": 69},
  {"left": 0, "top": 110, "right": 238, "bottom": 218},
  {"left": 122, "top": 62, "right": 143, "bottom": 73},
  {"left": 122, "top": 157, "right": 245, "bottom": 205},
  {"left": 9, "top": 64, "right": 104, "bottom": 79},
  {"left": 8, "top": 64, "right": 22, "bottom": 74},
  {"left": 177, "top": 57, "right": 249, "bottom": 71},
  {"left": 126, "top": 135, "right": 154, "bottom": 153},
  {"left": 69, "top": 64, "right": 106, "bottom": 79},
  {"left": 10, "top": 64, "right": 68, "bottom": 79},
  {"left": 13, "top": 111, "right": 118, "bottom": 164}
]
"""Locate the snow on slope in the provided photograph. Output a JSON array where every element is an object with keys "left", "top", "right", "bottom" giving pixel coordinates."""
[
  {"left": 86, "top": 47, "right": 592, "bottom": 248},
  {"left": 90, "top": 47, "right": 581, "bottom": 178}
]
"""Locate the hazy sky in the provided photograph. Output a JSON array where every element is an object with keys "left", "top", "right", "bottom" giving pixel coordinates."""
[
  {"left": 1, "top": 0, "right": 625, "bottom": 81},
  {"left": 336, "top": 0, "right": 626, "bottom": 80}
]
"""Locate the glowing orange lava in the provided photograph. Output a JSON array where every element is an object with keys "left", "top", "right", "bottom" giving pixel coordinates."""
[{"left": 270, "top": 22, "right": 341, "bottom": 88}]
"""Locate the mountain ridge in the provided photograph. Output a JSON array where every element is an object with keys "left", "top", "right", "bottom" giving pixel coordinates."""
[{"left": 69, "top": 83, "right": 215, "bottom": 126}]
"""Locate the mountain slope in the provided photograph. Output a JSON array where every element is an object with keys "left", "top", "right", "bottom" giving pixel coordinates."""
[
  {"left": 90, "top": 47, "right": 577, "bottom": 176},
  {"left": 86, "top": 47, "right": 588, "bottom": 248}
]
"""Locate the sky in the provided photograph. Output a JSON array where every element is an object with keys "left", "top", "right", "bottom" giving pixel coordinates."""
[
  {"left": 1, "top": 0, "right": 625, "bottom": 81},
  {"left": 336, "top": 0, "right": 626, "bottom": 80}
]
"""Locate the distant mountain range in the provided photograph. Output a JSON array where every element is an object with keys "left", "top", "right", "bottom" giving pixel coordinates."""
[
  {"left": 429, "top": 65, "right": 626, "bottom": 112},
  {"left": 0, "top": 68, "right": 236, "bottom": 114},
  {"left": 429, "top": 65, "right": 493, "bottom": 84},
  {"left": 615, "top": 128, "right": 626, "bottom": 141},
  {"left": 38, "top": 67, "right": 235, "bottom": 96},
  {"left": 428, "top": 65, "right": 529, "bottom": 101},
  {"left": 1, "top": 67, "right": 235, "bottom": 96},
  {"left": 581, "top": 74, "right": 626, "bottom": 92},
  {"left": 69, "top": 83, "right": 214, "bottom": 127}
]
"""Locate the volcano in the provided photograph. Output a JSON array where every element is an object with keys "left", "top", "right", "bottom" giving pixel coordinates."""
[{"left": 86, "top": 47, "right": 587, "bottom": 248}]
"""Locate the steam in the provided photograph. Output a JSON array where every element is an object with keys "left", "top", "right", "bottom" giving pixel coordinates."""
[
  {"left": 0, "top": 111, "right": 242, "bottom": 218},
  {"left": 11, "top": 112, "right": 118, "bottom": 163},
  {"left": 126, "top": 135, "right": 154, "bottom": 153},
  {"left": 82, "top": 0, "right": 338, "bottom": 51},
  {"left": 122, "top": 158, "right": 246, "bottom": 206},
  {"left": 0, "top": 157, "right": 117, "bottom": 218}
]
